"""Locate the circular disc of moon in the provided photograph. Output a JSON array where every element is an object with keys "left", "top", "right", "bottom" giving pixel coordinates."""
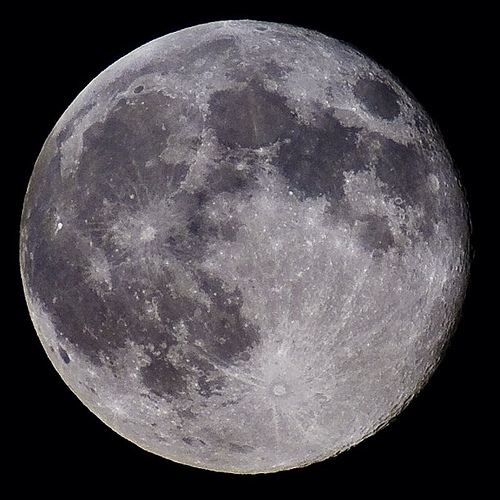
[{"left": 20, "top": 20, "right": 470, "bottom": 473}]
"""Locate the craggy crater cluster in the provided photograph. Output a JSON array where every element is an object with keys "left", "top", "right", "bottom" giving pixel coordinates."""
[{"left": 21, "top": 21, "right": 469, "bottom": 473}]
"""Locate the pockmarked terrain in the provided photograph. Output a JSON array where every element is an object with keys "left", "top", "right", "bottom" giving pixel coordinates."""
[{"left": 20, "top": 20, "right": 470, "bottom": 473}]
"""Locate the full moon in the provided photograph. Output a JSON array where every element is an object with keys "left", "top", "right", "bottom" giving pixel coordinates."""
[{"left": 20, "top": 20, "right": 470, "bottom": 473}]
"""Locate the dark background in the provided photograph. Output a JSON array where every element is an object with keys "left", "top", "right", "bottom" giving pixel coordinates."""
[{"left": 9, "top": 4, "right": 490, "bottom": 495}]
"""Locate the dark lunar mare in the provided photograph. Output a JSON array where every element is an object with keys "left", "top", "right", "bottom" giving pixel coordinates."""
[
  {"left": 353, "top": 76, "right": 401, "bottom": 120},
  {"left": 207, "top": 76, "right": 441, "bottom": 244},
  {"left": 21, "top": 86, "right": 261, "bottom": 398}
]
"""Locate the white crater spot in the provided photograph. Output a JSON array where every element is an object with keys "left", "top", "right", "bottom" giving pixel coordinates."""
[
  {"left": 140, "top": 225, "right": 157, "bottom": 242},
  {"left": 273, "top": 384, "right": 287, "bottom": 396}
]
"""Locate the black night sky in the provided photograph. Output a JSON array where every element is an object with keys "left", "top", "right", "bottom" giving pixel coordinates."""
[{"left": 8, "top": 4, "right": 490, "bottom": 495}]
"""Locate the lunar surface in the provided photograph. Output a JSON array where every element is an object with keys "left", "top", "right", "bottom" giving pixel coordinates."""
[{"left": 20, "top": 20, "right": 470, "bottom": 473}]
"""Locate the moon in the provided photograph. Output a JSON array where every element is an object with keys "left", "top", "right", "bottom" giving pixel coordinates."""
[{"left": 20, "top": 20, "right": 470, "bottom": 474}]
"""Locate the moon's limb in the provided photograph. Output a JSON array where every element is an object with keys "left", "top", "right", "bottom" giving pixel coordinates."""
[{"left": 20, "top": 20, "right": 470, "bottom": 473}]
